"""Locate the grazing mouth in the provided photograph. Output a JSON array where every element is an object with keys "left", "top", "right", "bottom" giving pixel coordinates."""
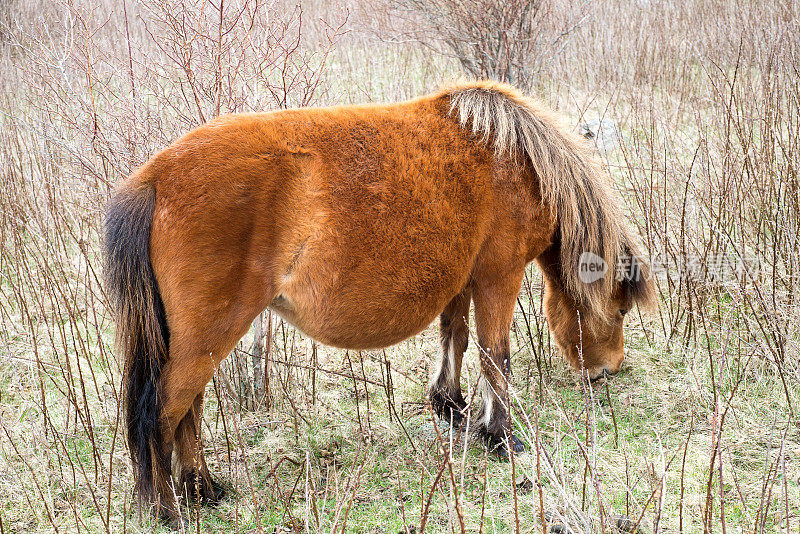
[{"left": 589, "top": 368, "right": 613, "bottom": 383}]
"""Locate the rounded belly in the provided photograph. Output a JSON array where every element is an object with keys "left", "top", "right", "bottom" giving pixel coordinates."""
[
  {"left": 270, "top": 267, "right": 464, "bottom": 350},
  {"left": 271, "top": 300, "right": 439, "bottom": 349}
]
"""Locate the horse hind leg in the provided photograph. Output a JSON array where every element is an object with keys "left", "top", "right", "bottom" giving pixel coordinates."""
[
  {"left": 156, "top": 316, "right": 253, "bottom": 524},
  {"left": 429, "top": 287, "right": 471, "bottom": 427},
  {"left": 174, "top": 392, "right": 226, "bottom": 506},
  {"left": 151, "top": 350, "right": 215, "bottom": 526}
]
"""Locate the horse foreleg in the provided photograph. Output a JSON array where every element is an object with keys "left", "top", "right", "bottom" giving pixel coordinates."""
[
  {"left": 472, "top": 271, "right": 526, "bottom": 458},
  {"left": 429, "top": 287, "right": 471, "bottom": 427}
]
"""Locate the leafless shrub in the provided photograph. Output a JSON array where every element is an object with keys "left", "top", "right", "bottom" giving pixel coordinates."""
[
  {"left": 0, "top": 1, "right": 12, "bottom": 43},
  {"left": 386, "top": 0, "right": 591, "bottom": 90}
]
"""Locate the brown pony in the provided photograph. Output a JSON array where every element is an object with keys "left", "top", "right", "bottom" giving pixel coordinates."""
[{"left": 105, "top": 81, "right": 654, "bottom": 525}]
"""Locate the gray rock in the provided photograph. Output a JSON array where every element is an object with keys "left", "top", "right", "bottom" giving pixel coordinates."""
[
  {"left": 615, "top": 515, "right": 648, "bottom": 533},
  {"left": 543, "top": 511, "right": 575, "bottom": 534},
  {"left": 417, "top": 419, "right": 455, "bottom": 441},
  {"left": 579, "top": 118, "right": 622, "bottom": 150}
]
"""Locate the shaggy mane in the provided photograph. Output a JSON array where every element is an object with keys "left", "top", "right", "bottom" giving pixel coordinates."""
[{"left": 443, "top": 80, "right": 654, "bottom": 319}]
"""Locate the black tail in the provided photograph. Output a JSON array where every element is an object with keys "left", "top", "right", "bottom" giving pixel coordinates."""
[{"left": 104, "top": 177, "right": 170, "bottom": 504}]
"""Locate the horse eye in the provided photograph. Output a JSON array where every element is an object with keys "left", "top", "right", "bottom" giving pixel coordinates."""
[{"left": 619, "top": 309, "right": 628, "bottom": 317}]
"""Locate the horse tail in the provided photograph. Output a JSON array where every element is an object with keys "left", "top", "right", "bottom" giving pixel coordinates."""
[
  {"left": 104, "top": 169, "right": 170, "bottom": 504},
  {"left": 446, "top": 81, "right": 655, "bottom": 319}
]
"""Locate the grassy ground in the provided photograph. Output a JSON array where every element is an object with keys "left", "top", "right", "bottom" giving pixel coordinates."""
[
  {"left": 1, "top": 279, "right": 797, "bottom": 532},
  {"left": 1, "top": 0, "right": 799, "bottom": 532}
]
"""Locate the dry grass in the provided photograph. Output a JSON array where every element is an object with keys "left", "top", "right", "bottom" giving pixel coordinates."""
[{"left": 0, "top": 0, "right": 798, "bottom": 532}]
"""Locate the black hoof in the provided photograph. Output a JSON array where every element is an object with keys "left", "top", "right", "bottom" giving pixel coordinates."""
[
  {"left": 429, "top": 389, "right": 468, "bottom": 428},
  {"left": 159, "top": 508, "right": 188, "bottom": 531},
  {"left": 203, "top": 478, "right": 227, "bottom": 506},
  {"left": 486, "top": 433, "right": 525, "bottom": 459},
  {"left": 167, "top": 516, "right": 189, "bottom": 531},
  {"left": 445, "top": 409, "right": 466, "bottom": 429},
  {"left": 182, "top": 471, "right": 227, "bottom": 507}
]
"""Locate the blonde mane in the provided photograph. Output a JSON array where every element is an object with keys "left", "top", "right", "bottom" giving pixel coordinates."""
[{"left": 444, "top": 80, "right": 652, "bottom": 319}]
